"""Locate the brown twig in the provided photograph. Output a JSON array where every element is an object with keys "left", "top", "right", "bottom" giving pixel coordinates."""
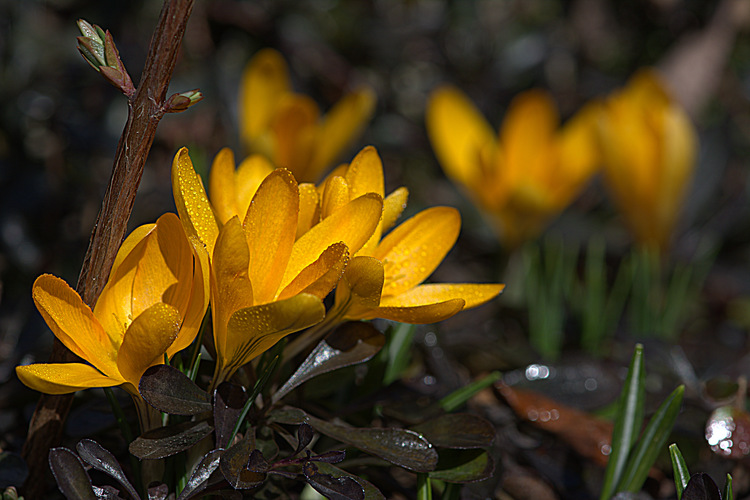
[{"left": 21, "top": 0, "right": 195, "bottom": 496}]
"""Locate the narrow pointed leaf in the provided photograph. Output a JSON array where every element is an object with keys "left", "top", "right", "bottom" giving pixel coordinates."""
[
  {"left": 410, "top": 413, "right": 494, "bottom": 449},
  {"left": 48, "top": 447, "right": 97, "bottom": 500},
  {"left": 139, "top": 365, "right": 211, "bottom": 416},
  {"left": 219, "top": 435, "right": 266, "bottom": 489},
  {"left": 305, "top": 413, "right": 438, "bottom": 472},
  {"left": 724, "top": 474, "right": 733, "bottom": 500},
  {"left": 428, "top": 449, "right": 494, "bottom": 483},
  {"left": 619, "top": 385, "right": 685, "bottom": 493},
  {"left": 682, "top": 473, "right": 721, "bottom": 500},
  {"left": 273, "top": 322, "right": 385, "bottom": 402},
  {"left": 311, "top": 450, "right": 346, "bottom": 464},
  {"left": 129, "top": 420, "right": 214, "bottom": 460},
  {"left": 76, "top": 439, "right": 138, "bottom": 500},
  {"left": 176, "top": 449, "right": 225, "bottom": 500},
  {"left": 599, "top": 344, "right": 645, "bottom": 500},
  {"left": 669, "top": 444, "right": 690, "bottom": 499},
  {"left": 213, "top": 383, "right": 248, "bottom": 449},
  {"left": 303, "top": 462, "right": 365, "bottom": 500}
]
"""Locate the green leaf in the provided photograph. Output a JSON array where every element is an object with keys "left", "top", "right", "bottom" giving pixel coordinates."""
[
  {"left": 599, "top": 344, "right": 645, "bottom": 500},
  {"left": 619, "top": 385, "right": 685, "bottom": 493},
  {"left": 410, "top": 413, "right": 495, "bottom": 449},
  {"left": 417, "top": 473, "right": 432, "bottom": 500},
  {"left": 724, "top": 474, "right": 733, "bottom": 500},
  {"left": 428, "top": 449, "right": 494, "bottom": 484},
  {"left": 439, "top": 372, "right": 500, "bottom": 412},
  {"left": 383, "top": 322, "right": 416, "bottom": 385},
  {"left": 669, "top": 443, "right": 690, "bottom": 499}
]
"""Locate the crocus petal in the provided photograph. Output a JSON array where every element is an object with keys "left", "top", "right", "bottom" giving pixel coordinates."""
[
  {"left": 244, "top": 168, "right": 299, "bottom": 304},
  {"left": 309, "top": 88, "right": 376, "bottom": 182},
  {"left": 16, "top": 363, "right": 121, "bottom": 395},
  {"left": 212, "top": 217, "right": 255, "bottom": 357},
  {"left": 235, "top": 155, "right": 275, "bottom": 221},
  {"left": 172, "top": 147, "right": 221, "bottom": 257},
  {"left": 223, "top": 293, "right": 325, "bottom": 375},
  {"left": 297, "top": 183, "right": 321, "bottom": 239},
  {"left": 209, "top": 148, "right": 239, "bottom": 225},
  {"left": 557, "top": 102, "right": 601, "bottom": 198},
  {"left": 379, "top": 283, "right": 504, "bottom": 310},
  {"left": 271, "top": 95, "right": 319, "bottom": 179},
  {"left": 117, "top": 303, "right": 181, "bottom": 391},
  {"left": 335, "top": 256, "right": 384, "bottom": 310},
  {"left": 277, "top": 242, "right": 349, "bottom": 300},
  {"left": 426, "top": 86, "right": 496, "bottom": 187},
  {"left": 32, "top": 274, "right": 118, "bottom": 377},
  {"left": 281, "top": 193, "right": 383, "bottom": 292},
  {"left": 320, "top": 176, "right": 350, "bottom": 219},
  {"left": 240, "top": 48, "right": 291, "bottom": 147},
  {"left": 109, "top": 223, "right": 155, "bottom": 275},
  {"left": 382, "top": 187, "right": 409, "bottom": 232},
  {"left": 358, "top": 299, "right": 465, "bottom": 324},
  {"left": 344, "top": 146, "right": 385, "bottom": 199},
  {"left": 374, "top": 206, "right": 460, "bottom": 297}
]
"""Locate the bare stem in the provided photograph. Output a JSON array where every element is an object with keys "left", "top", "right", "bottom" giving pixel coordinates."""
[{"left": 21, "top": 0, "right": 195, "bottom": 496}]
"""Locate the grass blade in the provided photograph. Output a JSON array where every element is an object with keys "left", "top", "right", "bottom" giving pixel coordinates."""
[
  {"left": 724, "top": 474, "right": 733, "bottom": 500},
  {"left": 669, "top": 443, "right": 690, "bottom": 499}
]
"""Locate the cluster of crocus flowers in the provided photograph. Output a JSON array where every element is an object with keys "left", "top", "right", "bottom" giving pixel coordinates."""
[
  {"left": 16, "top": 213, "right": 209, "bottom": 429},
  {"left": 239, "top": 48, "right": 376, "bottom": 182},
  {"left": 426, "top": 86, "right": 601, "bottom": 248},
  {"left": 598, "top": 70, "right": 697, "bottom": 253}
]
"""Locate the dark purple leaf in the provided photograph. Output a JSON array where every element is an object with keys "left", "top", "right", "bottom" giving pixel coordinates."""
[
  {"left": 76, "top": 439, "right": 139, "bottom": 500},
  {"left": 410, "top": 413, "right": 495, "bottom": 449},
  {"left": 273, "top": 322, "right": 385, "bottom": 402},
  {"left": 213, "top": 382, "right": 248, "bottom": 449},
  {"left": 267, "top": 407, "right": 307, "bottom": 425},
  {"left": 310, "top": 451, "right": 346, "bottom": 464},
  {"left": 305, "top": 413, "right": 438, "bottom": 472},
  {"left": 309, "top": 462, "right": 385, "bottom": 500},
  {"left": 294, "top": 423, "right": 314, "bottom": 456},
  {"left": 246, "top": 450, "right": 269, "bottom": 473},
  {"left": 147, "top": 483, "right": 168, "bottom": 500},
  {"left": 683, "top": 473, "right": 722, "bottom": 500},
  {"left": 139, "top": 365, "right": 211, "bottom": 416},
  {"left": 428, "top": 449, "right": 494, "bottom": 483},
  {"left": 48, "top": 447, "right": 97, "bottom": 500},
  {"left": 303, "top": 462, "right": 364, "bottom": 500},
  {"left": 176, "top": 449, "right": 224, "bottom": 500},
  {"left": 129, "top": 420, "right": 214, "bottom": 460},
  {"left": 92, "top": 485, "right": 126, "bottom": 499},
  {"left": 219, "top": 434, "right": 266, "bottom": 489}
]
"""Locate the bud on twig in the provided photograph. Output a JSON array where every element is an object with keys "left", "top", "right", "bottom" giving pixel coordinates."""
[
  {"left": 76, "top": 19, "right": 135, "bottom": 98},
  {"left": 164, "top": 89, "right": 204, "bottom": 113}
]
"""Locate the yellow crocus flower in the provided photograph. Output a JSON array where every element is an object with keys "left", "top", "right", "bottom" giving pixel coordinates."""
[
  {"left": 172, "top": 148, "right": 383, "bottom": 385},
  {"left": 16, "top": 212, "right": 209, "bottom": 400},
  {"left": 239, "top": 48, "right": 376, "bottom": 182},
  {"left": 598, "top": 70, "right": 697, "bottom": 252},
  {"left": 426, "top": 86, "right": 600, "bottom": 248}
]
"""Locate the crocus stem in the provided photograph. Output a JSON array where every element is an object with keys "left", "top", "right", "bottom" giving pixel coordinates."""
[
  {"left": 104, "top": 388, "right": 142, "bottom": 495},
  {"left": 21, "top": 1, "right": 195, "bottom": 496}
]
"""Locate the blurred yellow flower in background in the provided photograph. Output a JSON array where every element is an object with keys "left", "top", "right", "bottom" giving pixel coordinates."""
[
  {"left": 598, "top": 70, "right": 698, "bottom": 253},
  {"left": 16, "top": 213, "right": 209, "bottom": 405},
  {"left": 426, "top": 86, "right": 600, "bottom": 248},
  {"left": 172, "top": 148, "right": 383, "bottom": 385},
  {"left": 239, "top": 48, "right": 376, "bottom": 182}
]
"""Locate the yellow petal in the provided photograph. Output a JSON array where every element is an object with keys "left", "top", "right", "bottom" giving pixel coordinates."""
[
  {"left": 335, "top": 256, "right": 384, "bottom": 310},
  {"left": 244, "top": 168, "right": 299, "bottom": 304},
  {"left": 235, "top": 155, "right": 275, "bottom": 220},
  {"left": 32, "top": 274, "right": 118, "bottom": 377},
  {"left": 374, "top": 207, "right": 460, "bottom": 297},
  {"left": 222, "top": 294, "right": 325, "bottom": 376},
  {"left": 168, "top": 234, "right": 211, "bottom": 358},
  {"left": 172, "top": 147, "right": 221, "bottom": 257},
  {"left": 281, "top": 193, "right": 383, "bottom": 291},
  {"left": 557, "top": 102, "right": 601, "bottom": 204},
  {"left": 297, "top": 183, "right": 321, "bottom": 239},
  {"left": 382, "top": 187, "right": 409, "bottom": 232},
  {"left": 308, "top": 88, "right": 376, "bottom": 181},
  {"left": 271, "top": 95, "right": 320, "bottom": 180},
  {"left": 320, "top": 176, "right": 350, "bottom": 219},
  {"left": 16, "top": 363, "right": 121, "bottom": 395},
  {"left": 344, "top": 146, "right": 384, "bottom": 199},
  {"left": 239, "top": 48, "right": 291, "bottom": 147},
  {"left": 357, "top": 299, "right": 465, "bottom": 324},
  {"left": 209, "top": 148, "right": 239, "bottom": 225},
  {"left": 109, "top": 223, "right": 155, "bottom": 276},
  {"left": 278, "top": 242, "right": 349, "bottom": 300},
  {"left": 426, "top": 85, "right": 496, "bottom": 187},
  {"left": 379, "top": 283, "right": 504, "bottom": 310},
  {"left": 212, "top": 217, "right": 255, "bottom": 357},
  {"left": 117, "top": 303, "right": 181, "bottom": 391}
]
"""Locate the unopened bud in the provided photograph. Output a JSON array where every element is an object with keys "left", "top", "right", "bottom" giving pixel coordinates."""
[
  {"left": 165, "top": 90, "right": 204, "bottom": 113},
  {"left": 76, "top": 19, "right": 135, "bottom": 97}
]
